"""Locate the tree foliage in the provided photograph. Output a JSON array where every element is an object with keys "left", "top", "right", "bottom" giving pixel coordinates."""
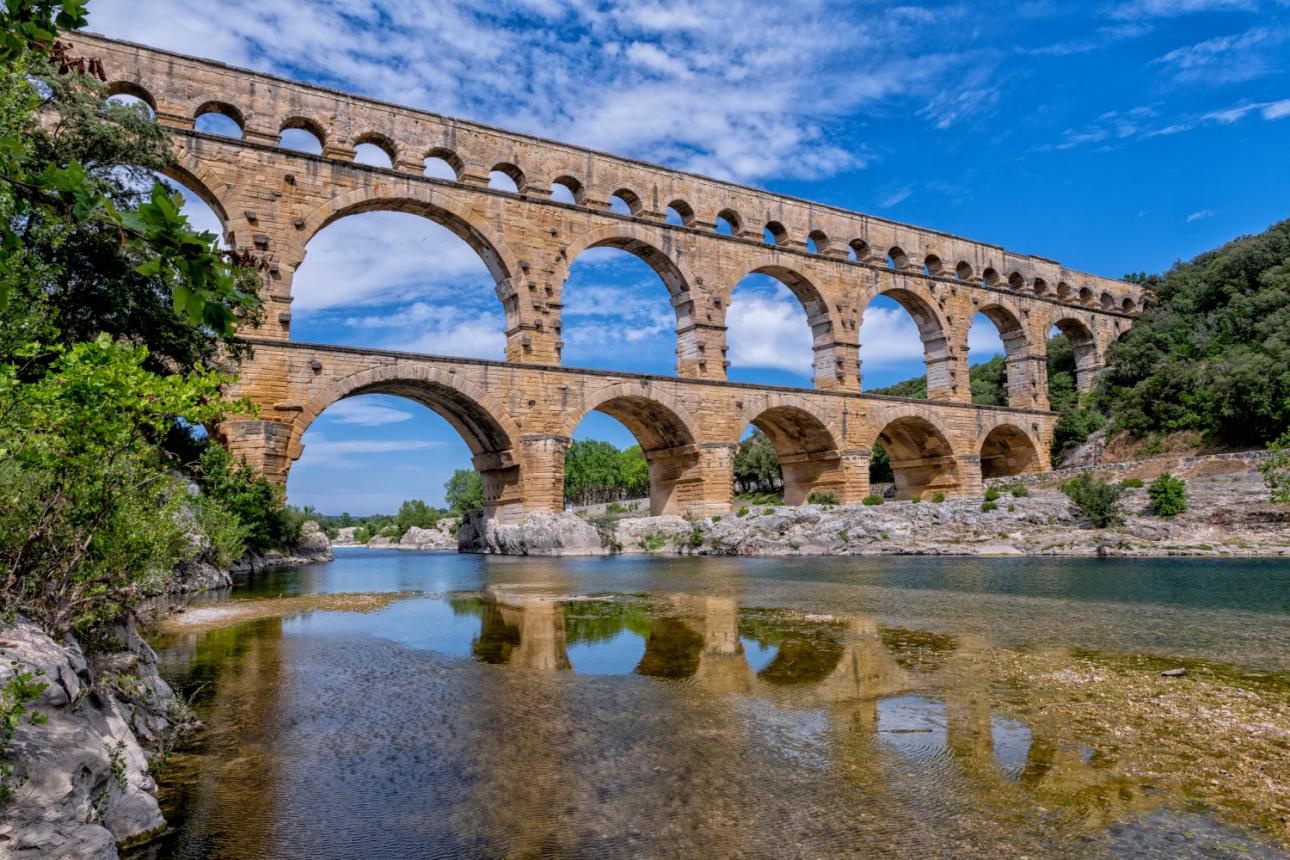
[
  {"left": 1147, "top": 473, "right": 1187, "bottom": 517},
  {"left": 0, "top": 337, "right": 235, "bottom": 638},
  {"left": 194, "top": 444, "right": 297, "bottom": 553},
  {"left": 395, "top": 498, "right": 440, "bottom": 533},
  {"left": 1060, "top": 473, "right": 1124, "bottom": 528},
  {"left": 1260, "top": 430, "right": 1290, "bottom": 504},
  {"left": 563, "top": 439, "right": 649, "bottom": 506},
  {"left": 444, "top": 469, "right": 484, "bottom": 515},
  {"left": 1097, "top": 221, "right": 1290, "bottom": 445},
  {"left": 733, "top": 430, "right": 781, "bottom": 495}
]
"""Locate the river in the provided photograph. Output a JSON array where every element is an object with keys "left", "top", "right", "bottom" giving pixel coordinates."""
[{"left": 131, "top": 550, "right": 1290, "bottom": 858}]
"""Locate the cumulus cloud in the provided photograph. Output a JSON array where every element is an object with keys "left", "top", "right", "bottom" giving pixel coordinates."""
[
  {"left": 297, "top": 434, "right": 442, "bottom": 468},
  {"left": 322, "top": 399, "right": 415, "bottom": 426},
  {"left": 87, "top": 0, "right": 1016, "bottom": 184},
  {"left": 726, "top": 286, "right": 813, "bottom": 376}
]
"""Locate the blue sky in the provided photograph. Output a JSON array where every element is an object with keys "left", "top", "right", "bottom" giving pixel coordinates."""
[{"left": 93, "top": 0, "right": 1290, "bottom": 513}]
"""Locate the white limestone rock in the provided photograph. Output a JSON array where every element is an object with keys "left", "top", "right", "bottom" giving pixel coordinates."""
[{"left": 458, "top": 510, "right": 607, "bottom": 556}]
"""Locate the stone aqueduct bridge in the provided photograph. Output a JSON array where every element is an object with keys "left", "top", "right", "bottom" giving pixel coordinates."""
[{"left": 82, "top": 34, "right": 1149, "bottom": 521}]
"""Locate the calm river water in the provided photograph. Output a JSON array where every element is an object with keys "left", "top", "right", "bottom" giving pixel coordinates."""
[{"left": 133, "top": 550, "right": 1290, "bottom": 859}]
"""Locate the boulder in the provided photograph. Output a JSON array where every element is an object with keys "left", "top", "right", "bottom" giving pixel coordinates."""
[
  {"left": 333, "top": 526, "right": 360, "bottom": 545},
  {"left": 294, "top": 521, "right": 333, "bottom": 561},
  {"left": 0, "top": 619, "right": 166, "bottom": 858},
  {"left": 398, "top": 521, "right": 457, "bottom": 551},
  {"left": 458, "top": 510, "right": 607, "bottom": 556}
]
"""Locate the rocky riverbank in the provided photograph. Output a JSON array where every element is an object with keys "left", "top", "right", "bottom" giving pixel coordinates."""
[
  {"left": 0, "top": 521, "right": 332, "bottom": 859},
  {"left": 332, "top": 518, "right": 460, "bottom": 551},
  {"left": 461, "top": 459, "right": 1290, "bottom": 558}
]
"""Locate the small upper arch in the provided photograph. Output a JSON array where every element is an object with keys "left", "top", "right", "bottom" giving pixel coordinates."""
[
  {"left": 955, "top": 261, "right": 975, "bottom": 281},
  {"left": 924, "top": 254, "right": 944, "bottom": 276},
  {"left": 764, "top": 220, "right": 789, "bottom": 246},
  {"left": 550, "top": 174, "right": 584, "bottom": 204},
  {"left": 887, "top": 246, "right": 909, "bottom": 270},
  {"left": 106, "top": 80, "right": 156, "bottom": 112},
  {"left": 1008, "top": 271, "right": 1026, "bottom": 291},
  {"left": 715, "top": 208, "right": 741, "bottom": 235},
  {"left": 488, "top": 161, "right": 525, "bottom": 193},
  {"left": 807, "top": 230, "right": 830, "bottom": 254},
  {"left": 665, "top": 199, "right": 695, "bottom": 226},
  {"left": 848, "top": 239, "right": 870, "bottom": 262},
  {"left": 424, "top": 146, "right": 463, "bottom": 180},
  {"left": 193, "top": 100, "right": 244, "bottom": 137},
  {"left": 610, "top": 187, "right": 643, "bottom": 216},
  {"left": 353, "top": 132, "right": 397, "bottom": 167}
]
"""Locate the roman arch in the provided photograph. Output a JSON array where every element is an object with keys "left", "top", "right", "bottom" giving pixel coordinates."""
[{"left": 79, "top": 33, "right": 1149, "bottom": 520}]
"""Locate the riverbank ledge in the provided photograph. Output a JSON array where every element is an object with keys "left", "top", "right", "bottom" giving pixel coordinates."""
[
  {"left": 460, "top": 462, "right": 1290, "bottom": 557},
  {"left": 0, "top": 618, "right": 176, "bottom": 859}
]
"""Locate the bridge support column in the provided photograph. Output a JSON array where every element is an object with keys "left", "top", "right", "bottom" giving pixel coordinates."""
[
  {"left": 956, "top": 454, "right": 984, "bottom": 497},
  {"left": 1006, "top": 353, "right": 1050, "bottom": 410},
  {"left": 517, "top": 435, "right": 570, "bottom": 514},
  {"left": 647, "top": 443, "right": 733, "bottom": 517},
  {"left": 1074, "top": 360, "right": 1104, "bottom": 394},
  {"left": 925, "top": 337, "right": 970, "bottom": 402},
  {"left": 220, "top": 419, "right": 294, "bottom": 484},
  {"left": 473, "top": 450, "right": 526, "bottom": 524},
  {"left": 676, "top": 322, "right": 727, "bottom": 380},
  {"left": 813, "top": 341, "right": 861, "bottom": 392},
  {"left": 836, "top": 449, "right": 872, "bottom": 504}
]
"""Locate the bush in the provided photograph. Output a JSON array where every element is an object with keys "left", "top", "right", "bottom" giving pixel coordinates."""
[
  {"left": 444, "top": 469, "right": 484, "bottom": 515},
  {"left": 352, "top": 525, "right": 371, "bottom": 544},
  {"left": 196, "top": 500, "right": 248, "bottom": 569},
  {"left": 862, "top": 495, "right": 884, "bottom": 506},
  {"left": 911, "top": 495, "right": 921, "bottom": 504},
  {"left": 737, "top": 506, "right": 750, "bottom": 518},
  {"left": 1261, "top": 430, "right": 1290, "bottom": 504},
  {"left": 196, "top": 443, "right": 297, "bottom": 552},
  {"left": 981, "top": 501, "right": 999, "bottom": 512},
  {"left": 1148, "top": 473, "right": 1188, "bottom": 517},
  {"left": 1121, "top": 477, "right": 1145, "bottom": 489},
  {"left": 984, "top": 487, "right": 1001, "bottom": 502},
  {"left": 807, "top": 491, "right": 839, "bottom": 506},
  {"left": 1061, "top": 473, "right": 1125, "bottom": 528},
  {"left": 931, "top": 492, "right": 945, "bottom": 503},
  {"left": 1008, "top": 483, "right": 1029, "bottom": 498}
]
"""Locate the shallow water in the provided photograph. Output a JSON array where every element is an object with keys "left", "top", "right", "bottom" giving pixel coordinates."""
[{"left": 134, "top": 550, "right": 1290, "bottom": 858}]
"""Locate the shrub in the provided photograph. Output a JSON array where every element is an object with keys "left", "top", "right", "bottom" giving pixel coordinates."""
[
  {"left": 932, "top": 492, "right": 945, "bottom": 503},
  {"left": 762, "top": 507, "right": 775, "bottom": 516},
  {"left": 1008, "top": 483, "right": 1029, "bottom": 498},
  {"left": 981, "top": 501, "right": 999, "bottom": 512},
  {"left": 1007, "top": 503, "right": 1016, "bottom": 512},
  {"left": 862, "top": 495, "right": 884, "bottom": 506},
  {"left": 984, "top": 487, "right": 1001, "bottom": 502},
  {"left": 911, "top": 495, "right": 921, "bottom": 504},
  {"left": 737, "top": 506, "right": 750, "bottom": 518},
  {"left": 352, "top": 525, "right": 371, "bottom": 544},
  {"left": 197, "top": 443, "right": 298, "bottom": 551},
  {"left": 197, "top": 500, "right": 248, "bottom": 569},
  {"left": 688, "top": 525, "right": 704, "bottom": 548},
  {"left": 1061, "top": 473, "right": 1125, "bottom": 528},
  {"left": 807, "top": 491, "right": 840, "bottom": 506},
  {"left": 1148, "top": 473, "right": 1188, "bottom": 517},
  {"left": 1121, "top": 477, "right": 1145, "bottom": 489},
  {"left": 1261, "top": 430, "right": 1290, "bottom": 504},
  {"left": 711, "top": 515, "right": 722, "bottom": 524}
]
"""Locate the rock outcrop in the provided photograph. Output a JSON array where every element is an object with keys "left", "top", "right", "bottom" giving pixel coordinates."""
[
  {"left": 232, "top": 520, "right": 333, "bottom": 572},
  {"left": 0, "top": 618, "right": 178, "bottom": 859},
  {"left": 458, "top": 510, "right": 608, "bottom": 556},
  {"left": 399, "top": 520, "right": 458, "bottom": 550},
  {"left": 294, "top": 521, "right": 333, "bottom": 560}
]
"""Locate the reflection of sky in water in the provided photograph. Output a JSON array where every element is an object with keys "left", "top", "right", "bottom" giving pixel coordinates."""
[
  {"left": 741, "top": 636, "right": 779, "bottom": 672},
  {"left": 991, "top": 716, "right": 1033, "bottom": 775},
  {"left": 878, "top": 695, "right": 949, "bottom": 758},
  {"left": 567, "top": 629, "right": 647, "bottom": 675},
  {"left": 743, "top": 703, "right": 833, "bottom": 770},
  {"left": 283, "top": 596, "right": 478, "bottom": 658}
]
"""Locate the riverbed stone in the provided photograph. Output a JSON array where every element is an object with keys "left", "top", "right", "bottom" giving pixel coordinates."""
[{"left": 459, "top": 510, "right": 607, "bottom": 556}]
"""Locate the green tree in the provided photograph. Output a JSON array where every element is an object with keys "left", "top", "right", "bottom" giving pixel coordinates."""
[
  {"left": 1147, "top": 473, "right": 1188, "bottom": 517},
  {"left": 869, "top": 442, "right": 893, "bottom": 484},
  {"left": 1260, "top": 430, "right": 1290, "bottom": 504},
  {"left": 733, "top": 429, "right": 781, "bottom": 495},
  {"left": 0, "top": 337, "right": 234, "bottom": 639},
  {"left": 1097, "top": 221, "right": 1290, "bottom": 446},
  {"left": 445, "top": 469, "right": 484, "bottom": 515},
  {"left": 1061, "top": 473, "right": 1125, "bottom": 528},
  {"left": 195, "top": 444, "right": 297, "bottom": 552},
  {"left": 564, "top": 438, "right": 626, "bottom": 505},
  {"left": 617, "top": 445, "right": 649, "bottom": 499},
  {"left": 394, "top": 499, "right": 440, "bottom": 535}
]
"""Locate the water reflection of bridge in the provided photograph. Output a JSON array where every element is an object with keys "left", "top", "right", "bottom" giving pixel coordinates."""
[{"left": 452, "top": 589, "right": 1157, "bottom": 831}]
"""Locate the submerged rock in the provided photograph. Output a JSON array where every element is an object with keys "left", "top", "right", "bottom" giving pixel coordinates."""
[
  {"left": 458, "top": 510, "right": 607, "bottom": 556},
  {"left": 0, "top": 618, "right": 171, "bottom": 859}
]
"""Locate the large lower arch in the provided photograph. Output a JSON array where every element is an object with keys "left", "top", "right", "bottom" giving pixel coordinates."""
[
  {"left": 861, "top": 285, "right": 957, "bottom": 400},
  {"left": 869, "top": 414, "right": 961, "bottom": 500},
  {"left": 738, "top": 403, "right": 845, "bottom": 505},
  {"left": 556, "top": 224, "right": 710, "bottom": 376},
  {"left": 288, "top": 362, "right": 524, "bottom": 521},
  {"left": 561, "top": 384, "right": 707, "bottom": 516},
  {"left": 1049, "top": 315, "right": 1101, "bottom": 393},
  {"left": 979, "top": 422, "right": 1043, "bottom": 479},
  {"left": 290, "top": 181, "right": 528, "bottom": 356},
  {"left": 731, "top": 261, "right": 852, "bottom": 390}
]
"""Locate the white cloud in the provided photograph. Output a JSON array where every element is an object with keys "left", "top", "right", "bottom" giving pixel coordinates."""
[
  {"left": 878, "top": 186, "right": 914, "bottom": 208},
  {"left": 1152, "top": 26, "right": 1289, "bottom": 84},
  {"left": 1109, "top": 0, "right": 1257, "bottom": 20},
  {"left": 298, "top": 434, "right": 442, "bottom": 468},
  {"left": 858, "top": 305, "right": 926, "bottom": 367},
  {"left": 323, "top": 398, "right": 414, "bottom": 426},
  {"left": 88, "top": 0, "right": 1014, "bottom": 184},
  {"left": 726, "top": 286, "right": 813, "bottom": 376},
  {"left": 1186, "top": 209, "right": 1214, "bottom": 222}
]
